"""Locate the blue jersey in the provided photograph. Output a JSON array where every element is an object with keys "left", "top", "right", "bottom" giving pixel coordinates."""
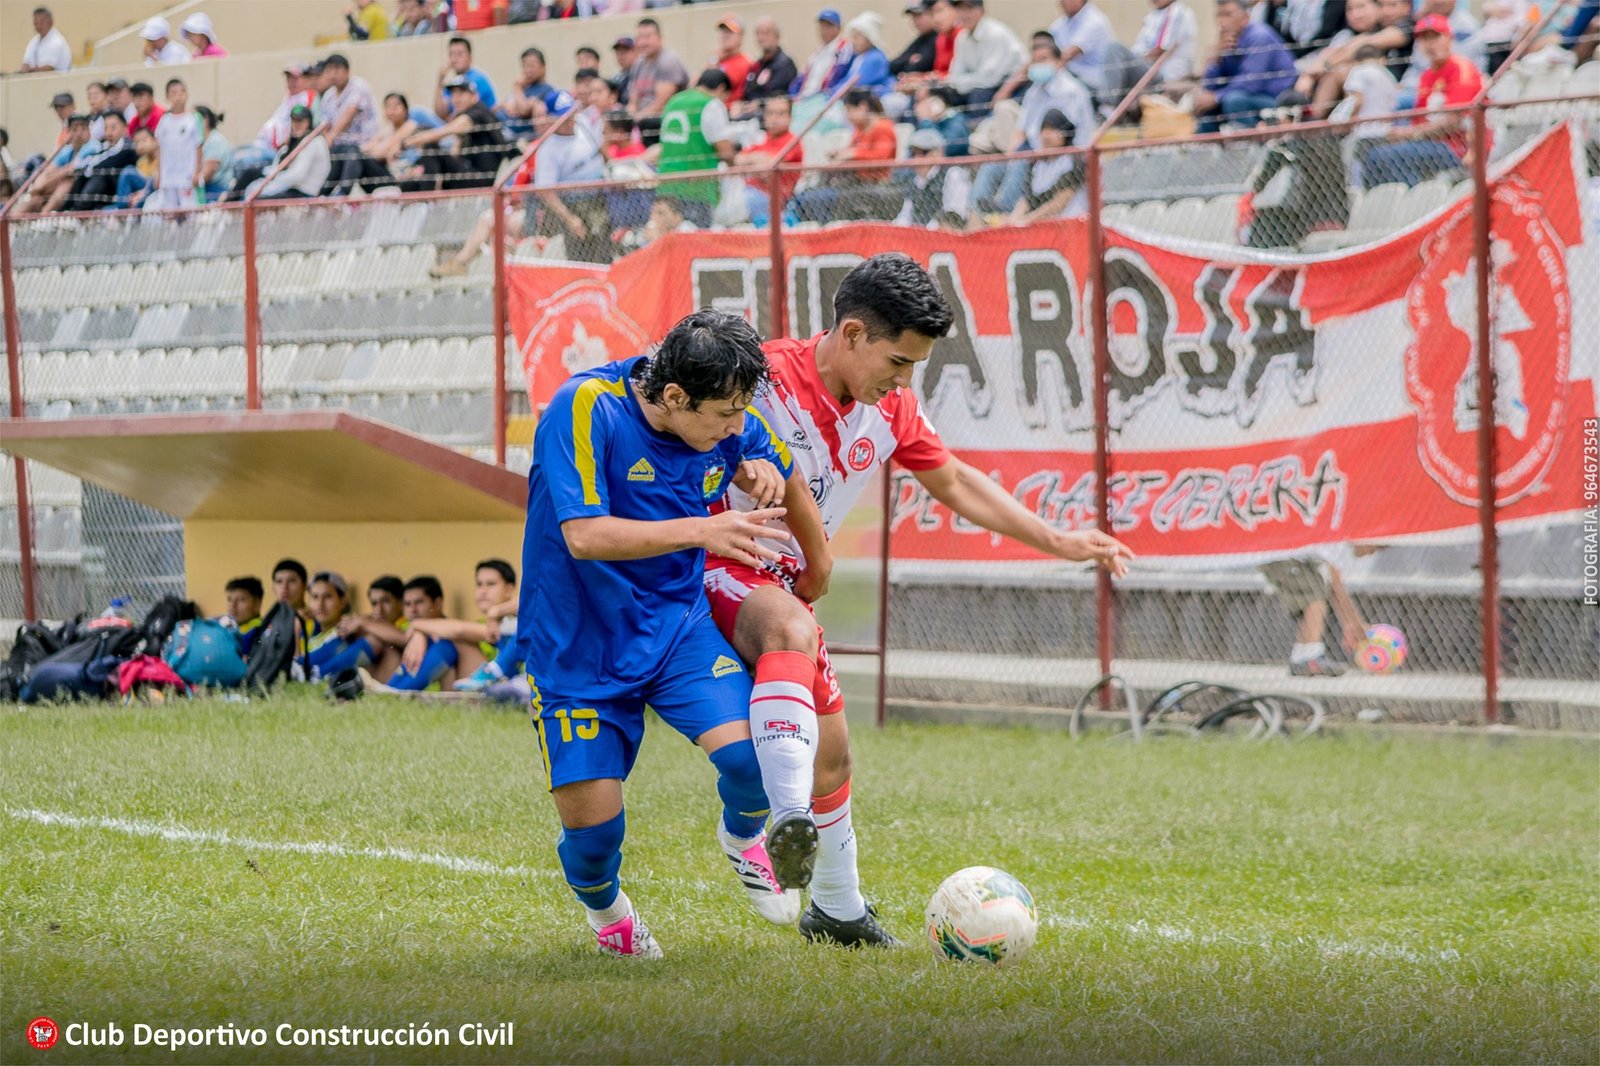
[{"left": 518, "top": 357, "right": 791, "bottom": 698}]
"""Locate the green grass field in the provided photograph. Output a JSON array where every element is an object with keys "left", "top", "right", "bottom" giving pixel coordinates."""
[{"left": 3, "top": 690, "right": 1596, "bottom": 1065}]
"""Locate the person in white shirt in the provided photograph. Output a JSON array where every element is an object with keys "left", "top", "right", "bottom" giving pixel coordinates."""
[
  {"left": 795, "top": 9, "right": 849, "bottom": 99},
  {"left": 141, "top": 17, "right": 190, "bottom": 66},
  {"left": 973, "top": 33, "right": 1094, "bottom": 216},
  {"left": 148, "top": 77, "right": 203, "bottom": 211},
  {"left": 20, "top": 6, "right": 72, "bottom": 73},
  {"left": 256, "top": 106, "right": 330, "bottom": 200},
  {"left": 1050, "top": 0, "right": 1113, "bottom": 93},
  {"left": 946, "top": 0, "right": 1026, "bottom": 108},
  {"left": 1133, "top": 0, "right": 1200, "bottom": 85},
  {"left": 532, "top": 106, "right": 611, "bottom": 263},
  {"left": 1335, "top": 45, "right": 1401, "bottom": 185}
]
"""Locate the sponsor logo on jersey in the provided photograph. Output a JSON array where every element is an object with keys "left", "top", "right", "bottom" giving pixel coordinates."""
[
  {"left": 847, "top": 437, "right": 876, "bottom": 472},
  {"left": 628, "top": 458, "right": 656, "bottom": 482},
  {"left": 787, "top": 429, "right": 812, "bottom": 451},
  {"left": 764, "top": 719, "right": 799, "bottom": 734},
  {"left": 712, "top": 654, "right": 744, "bottom": 678},
  {"left": 702, "top": 460, "right": 727, "bottom": 499}
]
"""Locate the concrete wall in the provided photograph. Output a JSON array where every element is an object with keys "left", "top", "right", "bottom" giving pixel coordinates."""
[{"left": 2, "top": 0, "right": 1178, "bottom": 159}]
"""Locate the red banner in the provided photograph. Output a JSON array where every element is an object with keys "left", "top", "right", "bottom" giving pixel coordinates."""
[{"left": 510, "top": 124, "right": 1596, "bottom": 562}]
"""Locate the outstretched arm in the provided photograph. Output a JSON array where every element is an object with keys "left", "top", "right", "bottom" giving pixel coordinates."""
[
  {"left": 562, "top": 507, "right": 791, "bottom": 568},
  {"left": 913, "top": 457, "right": 1134, "bottom": 576}
]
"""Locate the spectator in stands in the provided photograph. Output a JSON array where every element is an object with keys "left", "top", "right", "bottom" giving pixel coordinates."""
[
  {"left": 1397, "top": 0, "right": 1486, "bottom": 105},
  {"left": 196, "top": 107, "right": 232, "bottom": 202},
  {"left": 345, "top": 0, "right": 391, "bottom": 42},
  {"left": 895, "top": 127, "right": 971, "bottom": 227},
  {"left": 1338, "top": 44, "right": 1399, "bottom": 183},
  {"left": 619, "top": 194, "right": 697, "bottom": 252},
  {"left": 1257, "top": 0, "right": 1349, "bottom": 59},
  {"left": 84, "top": 82, "right": 108, "bottom": 139},
  {"left": 602, "top": 110, "right": 647, "bottom": 165},
  {"left": 528, "top": 102, "right": 611, "bottom": 262},
  {"left": 320, "top": 53, "right": 380, "bottom": 196},
  {"left": 1563, "top": 2, "right": 1599, "bottom": 64},
  {"left": 537, "top": 0, "right": 598, "bottom": 18},
  {"left": 629, "top": 17, "right": 691, "bottom": 144},
  {"left": 946, "top": 0, "right": 1027, "bottom": 111},
  {"left": 256, "top": 105, "right": 332, "bottom": 200},
  {"left": 892, "top": 2, "right": 940, "bottom": 81},
  {"left": 225, "top": 63, "right": 319, "bottom": 200},
  {"left": 576, "top": 45, "right": 602, "bottom": 70},
  {"left": 1012, "top": 108, "right": 1087, "bottom": 221},
  {"left": 457, "top": 0, "right": 508, "bottom": 32},
  {"left": 1480, "top": 0, "right": 1530, "bottom": 75},
  {"left": 21, "top": 112, "right": 96, "bottom": 213},
  {"left": 911, "top": 85, "right": 970, "bottom": 155},
  {"left": 713, "top": 16, "right": 754, "bottom": 104},
  {"left": 148, "top": 77, "right": 203, "bottom": 211},
  {"left": 499, "top": 46, "right": 577, "bottom": 138},
  {"left": 405, "top": 76, "right": 510, "bottom": 190},
  {"left": 224, "top": 576, "right": 264, "bottom": 657},
  {"left": 1292, "top": 0, "right": 1382, "bottom": 117},
  {"left": 1359, "top": 15, "right": 1480, "bottom": 188},
  {"left": 62, "top": 110, "right": 133, "bottom": 211},
  {"left": 1050, "top": 0, "right": 1114, "bottom": 96},
  {"left": 842, "top": 13, "right": 895, "bottom": 95},
  {"left": 735, "top": 95, "right": 803, "bottom": 225},
  {"left": 0, "top": 130, "right": 13, "bottom": 199},
  {"left": 20, "top": 6, "right": 72, "bottom": 73},
  {"left": 1374, "top": 0, "right": 1416, "bottom": 83},
  {"left": 107, "top": 79, "right": 134, "bottom": 123},
  {"left": 395, "top": 0, "right": 434, "bottom": 37},
  {"left": 793, "top": 88, "right": 901, "bottom": 223},
  {"left": 736, "top": 18, "right": 798, "bottom": 118},
  {"left": 181, "top": 12, "right": 227, "bottom": 58},
  {"left": 48, "top": 92, "right": 75, "bottom": 148},
  {"left": 973, "top": 33, "right": 1093, "bottom": 217},
  {"left": 611, "top": 36, "right": 637, "bottom": 106},
  {"left": 364, "top": 91, "right": 442, "bottom": 188},
  {"left": 128, "top": 83, "right": 164, "bottom": 137},
  {"left": 656, "top": 67, "right": 734, "bottom": 227},
  {"left": 1194, "top": 0, "right": 1297, "bottom": 131},
  {"left": 794, "top": 9, "right": 850, "bottom": 99},
  {"left": 435, "top": 37, "right": 498, "bottom": 119},
  {"left": 141, "top": 17, "right": 190, "bottom": 66},
  {"left": 574, "top": 70, "right": 616, "bottom": 140},
  {"left": 1133, "top": 0, "right": 1200, "bottom": 86}
]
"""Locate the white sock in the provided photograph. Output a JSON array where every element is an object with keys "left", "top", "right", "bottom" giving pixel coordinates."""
[
  {"left": 810, "top": 780, "right": 866, "bottom": 921},
  {"left": 585, "top": 890, "right": 632, "bottom": 931},
  {"left": 1291, "top": 642, "right": 1325, "bottom": 664},
  {"left": 749, "top": 652, "right": 819, "bottom": 821}
]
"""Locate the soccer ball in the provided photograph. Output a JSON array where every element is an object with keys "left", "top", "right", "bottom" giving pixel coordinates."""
[
  {"left": 925, "top": 866, "right": 1038, "bottom": 966},
  {"left": 1357, "top": 624, "right": 1409, "bottom": 673}
]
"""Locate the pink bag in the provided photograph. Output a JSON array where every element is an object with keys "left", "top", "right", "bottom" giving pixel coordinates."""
[{"left": 117, "top": 656, "right": 190, "bottom": 698}]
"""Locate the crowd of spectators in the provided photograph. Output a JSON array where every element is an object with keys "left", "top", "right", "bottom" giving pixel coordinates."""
[{"left": 4, "top": 0, "right": 1596, "bottom": 245}]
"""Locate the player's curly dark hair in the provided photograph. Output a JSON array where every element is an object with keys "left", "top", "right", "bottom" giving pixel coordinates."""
[
  {"left": 833, "top": 253, "right": 954, "bottom": 342},
  {"left": 634, "top": 309, "right": 769, "bottom": 410}
]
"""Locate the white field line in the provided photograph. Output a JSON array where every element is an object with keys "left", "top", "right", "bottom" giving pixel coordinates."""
[{"left": 9, "top": 806, "right": 1462, "bottom": 963}]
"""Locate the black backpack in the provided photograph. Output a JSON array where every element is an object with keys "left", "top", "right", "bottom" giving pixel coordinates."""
[
  {"left": 18, "top": 626, "right": 143, "bottom": 703},
  {"left": 244, "top": 601, "right": 302, "bottom": 693},
  {"left": 0, "top": 620, "right": 71, "bottom": 700},
  {"left": 140, "top": 596, "right": 198, "bottom": 655}
]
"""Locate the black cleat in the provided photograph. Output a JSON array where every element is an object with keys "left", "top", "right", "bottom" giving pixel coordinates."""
[
  {"left": 799, "top": 901, "right": 902, "bottom": 948},
  {"left": 765, "top": 811, "right": 818, "bottom": 890}
]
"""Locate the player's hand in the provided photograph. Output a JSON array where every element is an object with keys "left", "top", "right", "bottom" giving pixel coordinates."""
[
  {"left": 791, "top": 548, "right": 833, "bottom": 604},
  {"left": 401, "top": 632, "right": 429, "bottom": 673},
  {"left": 733, "top": 459, "right": 784, "bottom": 507},
  {"left": 700, "top": 507, "right": 789, "bottom": 567},
  {"left": 1051, "top": 529, "right": 1135, "bottom": 578},
  {"left": 336, "top": 615, "right": 363, "bottom": 639}
]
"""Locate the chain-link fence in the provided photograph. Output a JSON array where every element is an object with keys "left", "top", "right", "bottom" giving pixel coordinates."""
[{"left": 5, "top": 75, "right": 1597, "bottom": 726}]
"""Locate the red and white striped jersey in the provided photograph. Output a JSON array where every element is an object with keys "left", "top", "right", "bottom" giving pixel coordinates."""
[{"left": 725, "top": 333, "right": 951, "bottom": 566}]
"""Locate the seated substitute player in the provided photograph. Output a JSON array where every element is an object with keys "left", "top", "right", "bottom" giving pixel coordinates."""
[
  {"left": 223, "top": 576, "right": 264, "bottom": 657},
  {"left": 303, "top": 571, "right": 377, "bottom": 679},
  {"left": 382, "top": 575, "right": 461, "bottom": 690},
  {"left": 522, "top": 309, "right": 830, "bottom": 959},
  {"left": 706, "top": 253, "right": 1135, "bottom": 946},
  {"left": 335, "top": 574, "right": 408, "bottom": 678},
  {"left": 398, "top": 557, "right": 519, "bottom": 688}
]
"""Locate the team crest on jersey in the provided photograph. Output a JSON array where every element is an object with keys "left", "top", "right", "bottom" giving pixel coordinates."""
[
  {"left": 628, "top": 458, "right": 656, "bottom": 482},
  {"left": 846, "top": 438, "right": 876, "bottom": 472},
  {"left": 712, "top": 655, "right": 744, "bottom": 678},
  {"left": 702, "top": 460, "right": 727, "bottom": 499}
]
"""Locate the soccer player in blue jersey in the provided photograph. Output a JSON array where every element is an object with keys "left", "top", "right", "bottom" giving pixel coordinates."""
[{"left": 521, "top": 309, "right": 832, "bottom": 959}]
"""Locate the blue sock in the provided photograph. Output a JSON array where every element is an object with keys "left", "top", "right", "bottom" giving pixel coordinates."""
[
  {"left": 387, "top": 638, "right": 459, "bottom": 690},
  {"left": 556, "top": 809, "right": 624, "bottom": 911},
  {"left": 708, "top": 739, "right": 769, "bottom": 841}
]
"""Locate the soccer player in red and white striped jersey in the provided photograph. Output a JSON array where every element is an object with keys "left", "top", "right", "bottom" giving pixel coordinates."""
[{"left": 705, "top": 254, "right": 1134, "bottom": 946}]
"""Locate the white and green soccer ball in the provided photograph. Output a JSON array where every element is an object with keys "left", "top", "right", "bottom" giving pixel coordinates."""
[{"left": 925, "top": 866, "right": 1038, "bottom": 966}]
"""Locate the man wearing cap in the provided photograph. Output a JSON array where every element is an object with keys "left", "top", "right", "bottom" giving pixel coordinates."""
[
  {"left": 1360, "top": 15, "right": 1483, "bottom": 188},
  {"left": 181, "top": 12, "right": 227, "bottom": 57},
  {"left": 499, "top": 46, "right": 576, "bottom": 139},
  {"left": 736, "top": 18, "right": 797, "bottom": 118},
  {"left": 141, "top": 16, "right": 190, "bottom": 66},
  {"left": 793, "top": 9, "right": 849, "bottom": 99},
  {"left": 127, "top": 83, "right": 165, "bottom": 136},
  {"left": 404, "top": 76, "right": 510, "bottom": 190},
  {"left": 106, "top": 79, "right": 135, "bottom": 123},
  {"left": 20, "top": 6, "right": 72, "bottom": 73},
  {"left": 224, "top": 63, "right": 321, "bottom": 200},
  {"left": 890, "top": 3, "right": 939, "bottom": 81},
  {"left": 322, "top": 53, "right": 380, "bottom": 195},
  {"left": 946, "top": 0, "right": 1026, "bottom": 111},
  {"left": 47, "top": 92, "right": 75, "bottom": 149},
  {"left": 713, "top": 16, "right": 754, "bottom": 104},
  {"left": 611, "top": 36, "right": 638, "bottom": 106},
  {"left": 896, "top": 126, "right": 971, "bottom": 227},
  {"left": 21, "top": 113, "right": 98, "bottom": 213}
]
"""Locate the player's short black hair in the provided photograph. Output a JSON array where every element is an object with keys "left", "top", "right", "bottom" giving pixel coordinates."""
[
  {"left": 833, "top": 253, "right": 954, "bottom": 341},
  {"left": 369, "top": 575, "right": 404, "bottom": 600},
  {"left": 272, "top": 558, "right": 308, "bottom": 582},
  {"left": 226, "top": 576, "right": 264, "bottom": 600},
  {"left": 475, "top": 559, "right": 517, "bottom": 585},
  {"left": 635, "top": 309, "right": 768, "bottom": 410},
  {"left": 404, "top": 575, "right": 444, "bottom": 600}
]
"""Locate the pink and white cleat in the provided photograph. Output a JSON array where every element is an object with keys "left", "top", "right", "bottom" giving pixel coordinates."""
[
  {"left": 718, "top": 824, "right": 801, "bottom": 925},
  {"left": 593, "top": 908, "right": 664, "bottom": 959}
]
